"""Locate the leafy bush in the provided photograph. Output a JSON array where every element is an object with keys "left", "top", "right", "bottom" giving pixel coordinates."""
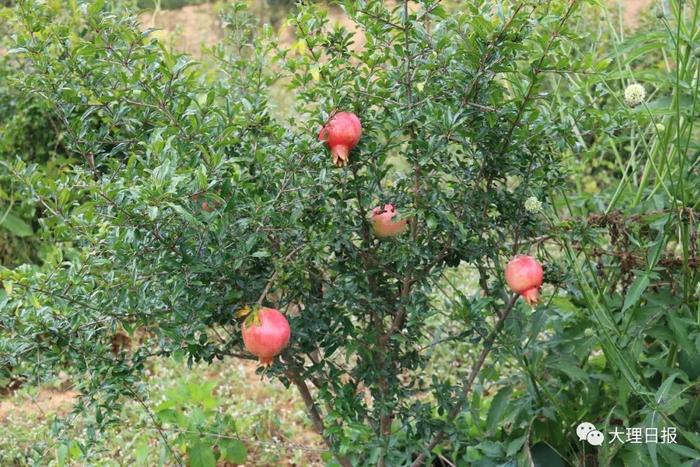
[{"left": 0, "top": 7, "right": 68, "bottom": 266}]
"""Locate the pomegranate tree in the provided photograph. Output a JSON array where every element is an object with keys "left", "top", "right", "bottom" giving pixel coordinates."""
[
  {"left": 318, "top": 111, "right": 362, "bottom": 167},
  {"left": 505, "top": 255, "right": 544, "bottom": 306},
  {"left": 1, "top": 2, "right": 588, "bottom": 467},
  {"left": 241, "top": 307, "right": 291, "bottom": 366}
]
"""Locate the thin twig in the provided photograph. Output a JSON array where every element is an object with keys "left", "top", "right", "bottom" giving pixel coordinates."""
[
  {"left": 387, "top": 240, "right": 452, "bottom": 335},
  {"left": 127, "top": 387, "right": 184, "bottom": 466},
  {"left": 256, "top": 270, "right": 278, "bottom": 307},
  {"left": 357, "top": 7, "right": 405, "bottom": 30}
]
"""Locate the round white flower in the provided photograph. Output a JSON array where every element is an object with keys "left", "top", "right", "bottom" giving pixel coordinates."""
[
  {"left": 624, "top": 83, "right": 646, "bottom": 107},
  {"left": 524, "top": 196, "right": 542, "bottom": 213}
]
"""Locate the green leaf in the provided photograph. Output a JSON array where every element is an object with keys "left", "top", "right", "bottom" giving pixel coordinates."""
[
  {"left": 551, "top": 356, "right": 588, "bottom": 381},
  {"left": 156, "top": 408, "right": 188, "bottom": 426},
  {"left": 654, "top": 373, "right": 678, "bottom": 404},
  {"left": 647, "top": 440, "right": 658, "bottom": 467},
  {"left": 638, "top": 95, "right": 696, "bottom": 116},
  {"left": 0, "top": 212, "right": 33, "bottom": 237},
  {"left": 135, "top": 438, "right": 150, "bottom": 466},
  {"left": 57, "top": 443, "right": 69, "bottom": 467},
  {"left": 667, "top": 311, "right": 693, "bottom": 350},
  {"left": 221, "top": 439, "right": 247, "bottom": 464},
  {"left": 678, "top": 349, "right": 700, "bottom": 380},
  {"left": 506, "top": 435, "right": 527, "bottom": 457},
  {"left": 167, "top": 203, "right": 204, "bottom": 227},
  {"left": 188, "top": 440, "right": 216, "bottom": 467},
  {"left": 476, "top": 440, "right": 504, "bottom": 457},
  {"left": 531, "top": 442, "right": 565, "bottom": 467},
  {"left": 622, "top": 273, "right": 650, "bottom": 312},
  {"left": 486, "top": 386, "right": 512, "bottom": 433},
  {"left": 664, "top": 442, "right": 700, "bottom": 459},
  {"left": 87, "top": 0, "right": 105, "bottom": 15}
]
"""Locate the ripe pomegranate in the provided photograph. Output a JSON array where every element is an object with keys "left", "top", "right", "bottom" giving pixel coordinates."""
[
  {"left": 200, "top": 201, "right": 215, "bottom": 212},
  {"left": 192, "top": 193, "right": 216, "bottom": 212},
  {"left": 242, "top": 307, "right": 291, "bottom": 366},
  {"left": 371, "top": 204, "right": 408, "bottom": 238},
  {"left": 318, "top": 111, "right": 362, "bottom": 167},
  {"left": 505, "top": 255, "right": 544, "bottom": 306}
]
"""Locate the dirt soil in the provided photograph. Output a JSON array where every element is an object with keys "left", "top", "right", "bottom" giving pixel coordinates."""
[
  {"left": 619, "top": 0, "right": 653, "bottom": 24},
  {"left": 0, "top": 389, "right": 78, "bottom": 421}
]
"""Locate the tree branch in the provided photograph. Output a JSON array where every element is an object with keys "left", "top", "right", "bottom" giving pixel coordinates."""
[
  {"left": 386, "top": 240, "right": 452, "bottom": 337},
  {"left": 127, "top": 387, "right": 184, "bottom": 466},
  {"left": 284, "top": 362, "right": 352, "bottom": 467},
  {"left": 411, "top": 294, "right": 519, "bottom": 466},
  {"left": 256, "top": 246, "right": 303, "bottom": 306}
]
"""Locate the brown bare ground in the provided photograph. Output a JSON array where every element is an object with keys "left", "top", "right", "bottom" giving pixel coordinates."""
[
  {"left": 616, "top": 0, "right": 653, "bottom": 25},
  {"left": 0, "top": 389, "right": 78, "bottom": 421},
  {"left": 0, "top": 1, "right": 657, "bottom": 60},
  {"left": 137, "top": 2, "right": 368, "bottom": 57}
]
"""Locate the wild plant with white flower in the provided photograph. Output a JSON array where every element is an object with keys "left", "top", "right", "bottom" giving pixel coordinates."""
[
  {"left": 524, "top": 196, "right": 543, "bottom": 213},
  {"left": 624, "top": 83, "right": 646, "bottom": 107}
]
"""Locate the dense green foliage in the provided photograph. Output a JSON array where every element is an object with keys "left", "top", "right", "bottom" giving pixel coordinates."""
[
  {"left": 0, "top": 0, "right": 698, "bottom": 466},
  {"left": 0, "top": 27, "right": 64, "bottom": 265}
]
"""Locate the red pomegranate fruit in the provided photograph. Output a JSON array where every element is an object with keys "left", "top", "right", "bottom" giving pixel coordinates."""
[
  {"left": 241, "top": 307, "right": 291, "bottom": 366},
  {"left": 371, "top": 204, "right": 408, "bottom": 238},
  {"left": 200, "top": 200, "right": 215, "bottom": 212},
  {"left": 192, "top": 193, "right": 216, "bottom": 212},
  {"left": 505, "top": 255, "right": 544, "bottom": 306},
  {"left": 318, "top": 111, "right": 362, "bottom": 167}
]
